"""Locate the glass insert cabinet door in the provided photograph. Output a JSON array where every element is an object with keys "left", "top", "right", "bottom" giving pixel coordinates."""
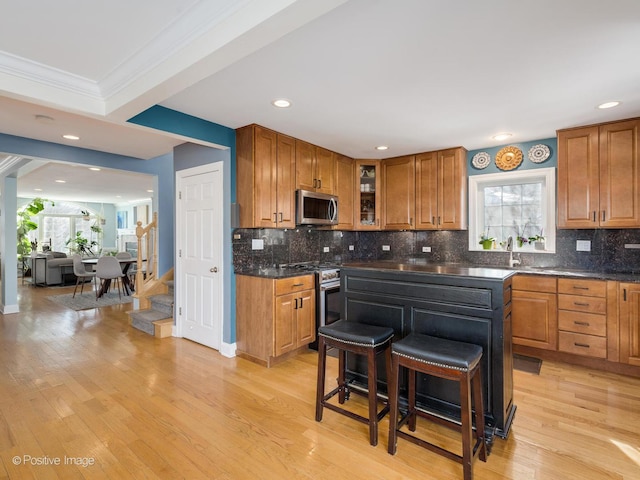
[{"left": 355, "top": 160, "right": 380, "bottom": 230}]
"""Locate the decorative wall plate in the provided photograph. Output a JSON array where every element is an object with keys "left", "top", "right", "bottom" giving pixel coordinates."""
[
  {"left": 495, "top": 146, "right": 523, "bottom": 171},
  {"left": 471, "top": 151, "right": 491, "bottom": 169},
  {"left": 528, "top": 144, "right": 550, "bottom": 163}
]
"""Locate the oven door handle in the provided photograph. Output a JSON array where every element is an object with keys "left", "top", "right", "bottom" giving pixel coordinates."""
[{"left": 319, "top": 280, "right": 340, "bottom": 291}]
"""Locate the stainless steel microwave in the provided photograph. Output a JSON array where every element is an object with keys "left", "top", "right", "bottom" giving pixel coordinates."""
[{"left": 295, "top": 190, "right": 338, "bottom": 226}]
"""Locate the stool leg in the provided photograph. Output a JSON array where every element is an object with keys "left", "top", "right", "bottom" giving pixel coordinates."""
[
  {"left": 408, "top": 369, "right": 417, "bottom": 432},
  {"left": 315, "top": 336, "right": 327, "bottom": 422},
  {"left": 387, "top": 353, "right": 399, "bottom": 455},
  {"left": 472, "top": 366, "right": 487, "bottom": 462},
  {"left": 460, "top": 372, "right": 473, "bottom": 480},
  {"left": 367, "top": 348, "right": 379, "bottom": 446},
  {"left": 338, "top": 349, "right": 347, "bottom": 404}
]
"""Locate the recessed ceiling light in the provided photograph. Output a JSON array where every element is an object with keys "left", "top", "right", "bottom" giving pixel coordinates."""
[
  {"left": 492, "top": 132, "right": 512, "bottom": 141},
  {"left": 147, "top": 189, "right": 154, "bottom": 193},
  {"left": 55, "top": 179, "right": 66, "bottom": 183},
  {"left": 375, "top": 145, "right": 389, "bottom": 151},
  {"left": 34, "top": 188, "right": 42, "bottom": 192},
  {"left": 89, "top": 167, "right": 101, "bottom": 171},
  {"left": 62, "top": 134, "right": 80, "bottom": 140},
  {"left": 597, "top": 101, "right": 621, "bottom": 109},
  {"left": 271, "top": 99, "right": 291, "bottom": 108}
]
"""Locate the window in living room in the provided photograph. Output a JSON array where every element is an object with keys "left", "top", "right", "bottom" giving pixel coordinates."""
[{"left": 36, "top": 202, "right": 102, "bottom": 254}]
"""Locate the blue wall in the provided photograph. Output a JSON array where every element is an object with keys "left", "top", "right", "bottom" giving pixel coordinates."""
[
  {"left": 467, "top": 137, "right": 557, "bottom": 175},
  {"left": 129, "top": 106, "right": 237, "bottom": 345}
]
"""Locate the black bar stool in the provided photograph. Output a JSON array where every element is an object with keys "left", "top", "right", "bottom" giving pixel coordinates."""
[
  {"left": 387, "top": 333, "right": 487, "bottom": 480},
  {"left": 315, "top": 320, "right": 394, "bottom": 446}
]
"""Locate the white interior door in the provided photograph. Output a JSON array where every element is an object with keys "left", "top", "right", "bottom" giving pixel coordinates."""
[{"left": 176, "top": 164, "right": 223, "bottom": 350}]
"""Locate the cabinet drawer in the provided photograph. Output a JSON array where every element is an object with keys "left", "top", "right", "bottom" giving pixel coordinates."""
[
  {"left": 513, "top": 275, "right": 557, "bottom": 293},
  {"left": 558, "top": 278, "right": 606, "bottom": 297},
  {"left": 275, "top": 275, "right": 315, "bottom": 295},
  {"left": 558, "top": 331, "right": 607, "bottom": 358},
  {"left": 558, "top": 293, "right": 607, "bottom": 314},
  {"left": 558, "top": 310, "right": 606, "bottom": 336}
]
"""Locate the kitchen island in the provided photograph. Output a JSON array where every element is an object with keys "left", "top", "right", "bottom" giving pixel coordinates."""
[{"left": 340, "top": 262, "right": 516, "bottom": 442}]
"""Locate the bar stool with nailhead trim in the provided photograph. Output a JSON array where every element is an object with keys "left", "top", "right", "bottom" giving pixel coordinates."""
[
  {"left": 315, "top": 320, "right": 394, "bottom": 446},
  {"left": 387, "top": 333, "right": 487, "bottom": 480}
]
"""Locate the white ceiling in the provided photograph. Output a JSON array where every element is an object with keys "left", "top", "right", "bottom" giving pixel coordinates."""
[{"left": 1, "top": 0, "right": 639, "bottom": 202}]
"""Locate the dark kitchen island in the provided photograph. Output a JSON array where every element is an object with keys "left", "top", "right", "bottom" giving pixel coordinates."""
[{"left": 340, "top": 262, "right": 516, "bottom": 443}]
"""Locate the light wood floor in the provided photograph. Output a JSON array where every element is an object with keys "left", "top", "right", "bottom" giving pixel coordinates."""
[{"left": 1, "top": 284, "right": 639, "bottom": 479}]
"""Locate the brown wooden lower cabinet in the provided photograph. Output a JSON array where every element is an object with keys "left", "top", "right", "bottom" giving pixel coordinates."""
[
  {"left": 619, "top": 282, "right": 640, "bottom": 367},
  {"left": 512, "top": 275, "right": 558, "bottom": 350},
  {"left": 236, "top": 274, "right": 315, "bottom": 367}
]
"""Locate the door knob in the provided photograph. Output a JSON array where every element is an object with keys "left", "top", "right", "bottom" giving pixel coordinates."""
[{"left": 210, "top": 267, "right": 218, "bottom": 273}]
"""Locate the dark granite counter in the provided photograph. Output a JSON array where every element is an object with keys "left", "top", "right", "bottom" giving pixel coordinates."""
[
  {"left": 234, "top": 267, "right": 315, "bottom": 279},
  {"left": 342, "top": 261, "right": 514, "bottom": 280}
]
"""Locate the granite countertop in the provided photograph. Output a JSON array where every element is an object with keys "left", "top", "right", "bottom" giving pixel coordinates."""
[
  {"left": 235, "top": 267, "right": 316, "bottom": 279},
  {"left": 236, "top": 261, "right": 640, "bottom": 282}
]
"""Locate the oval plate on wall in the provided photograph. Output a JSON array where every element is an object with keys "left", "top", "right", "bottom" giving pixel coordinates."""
[{"left": 495, "top": 146, "right": 523, "bottom": 171}]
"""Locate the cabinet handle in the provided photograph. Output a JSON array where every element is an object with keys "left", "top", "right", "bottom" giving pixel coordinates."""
[
  {"left": 624, "top": 288, "right": 627, "bottom": 301},
  {"left": 437, "top": 216, "right": 441, "bottom": 225},
  {"left": 273, "top": 213, "right": 277, "bottom": 222},
  {"left": 313, "top": 179, "right": 317, "bottom": 188},
  {"left": 432, "top": 216, "right": 435, "bottom": 225},
  {"left": 574, "top": 321, "right": 590, "bottom": 326},
  {"left": 294, "top": 298, "right": 299, "bottom": 309},
  {"left": 593, "top": 211, "right": 596, "bottom": 222},
  {"left": 410, "top": 217, "right": 413, "bottom": 226},
  {"left": 601, "top": 210, "right": 606, "bottom": 222},
  {"left": 318, "top": 179, "right": 322, "bottom": 189},
  {"left": 279, "top": 212, "right": 283, "bottom": 222},
  {"left": 574, "top": 302, "right": 590, "bottom": 307},
  {"left": 299, "top": 297, "right": 303, "bottom": 308},
  {"left": 574, "top": 342, "right": 590, "bottom": 348},
  {"left": 572, "top": 286, "right": 589, "bottom": 290},
  {"left": 292, "top": 283, "right": 304, "bottom": 287}
]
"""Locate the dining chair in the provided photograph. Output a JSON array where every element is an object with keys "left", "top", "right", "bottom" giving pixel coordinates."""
[
  {"left": 95, "top": 256, "right": 125, "bottom": 300},
  {"left": 115, "top": 251, "right": 132, "bottom": 259},
  {"left": 72, "top": 254, "right": 96, "bottom": 298}
]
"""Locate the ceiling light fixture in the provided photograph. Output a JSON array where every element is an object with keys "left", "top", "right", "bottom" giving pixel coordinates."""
[
  {"left": 597, "top": 101, "right": 621, "bottom": 109},
  {"left": 271, "top": 99, "right": 291, "bottom": 108},
  {"left": 55, "top": 179, "right": 66, "bottom": 183},
  {"left": 62, "top": 134, "right": 80, "bottom": 140},
  {"left": 89, "top": 167, "right": 101, "bottom": 171},
  {"left": 34, "top": 188, "right": 42, "bottom": 192},
  {"left": 492, "top": 132, "right": 512, "bottom": 141},
  {"left": 375, "top": 145, "right": 389, "bottom": 151}
]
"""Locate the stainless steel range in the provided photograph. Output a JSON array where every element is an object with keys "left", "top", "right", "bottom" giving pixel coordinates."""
[{"left": 282, "top": 262, "right": 341, "bottom": 350}]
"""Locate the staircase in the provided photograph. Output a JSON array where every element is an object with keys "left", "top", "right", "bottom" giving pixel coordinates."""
[{"left": 129, "top": 280, "right": 174, "bottom": 337}]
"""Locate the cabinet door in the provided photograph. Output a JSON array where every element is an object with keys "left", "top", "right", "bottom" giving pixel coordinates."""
[
  {"left": 254, "top": 126, "right": 278, "bottom": 228},
  {"left": 619, "top": 283, "right": 640, "bottom": 367},
  {"left": 296, "top": 289, "right": 316, "bottom": 346},
  {"left": 276, "top": 134, "right": 296, "bottom": 228},
  {"left": 382, "top": 155, "right": 415, "bottom": 230},
  {"left": 274, "top": 292, "right": 296, "bottom": 356},
  {"left": 295, "top": 139, "right": 316, "bottom": 192},
  {"left": 557, "top": 126, "right": 600, "bottom": 228},
  {"left": 438, "top": 148, "right": 467, "bottom": 230},
  {"left": 599, "top": 119, "right": 640, "bottom": 228},
  {"left": 335, "top": 154, "right": 354, "bottom": 230},
  {"left": 415, "top": 151, "right": 438, "bottom": 229},
  {"left": 315, "top": 146, "right": 335, "bottom": 195},
  {"left": 355, "top": 161, "right": 381, "bottom": 230},
  {"left": 512, "top": 289, "right": 558, "bottom": 350}
]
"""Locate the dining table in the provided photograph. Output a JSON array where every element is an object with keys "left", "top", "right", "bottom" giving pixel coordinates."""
[{"left": 82, "top": 257, "right": 138, "bottom": 298}]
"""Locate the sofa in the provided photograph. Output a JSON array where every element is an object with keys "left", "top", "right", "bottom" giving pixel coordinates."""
[{"left": 32, "top": 252, "right": 76, "bottom": 286}]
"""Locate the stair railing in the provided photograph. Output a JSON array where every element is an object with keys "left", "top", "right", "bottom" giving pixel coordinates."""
[{"left": 134, "top": 211, "right": 158, "bottom": 293}]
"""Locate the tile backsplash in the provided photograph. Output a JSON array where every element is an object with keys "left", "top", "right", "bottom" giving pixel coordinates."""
[{"left": 232, "top": 228, "right": 640, "bottom": 273}]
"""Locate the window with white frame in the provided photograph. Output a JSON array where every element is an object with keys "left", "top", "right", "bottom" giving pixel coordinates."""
[{"left": 468, "top": 167, "right": 555, "bottom": 253}]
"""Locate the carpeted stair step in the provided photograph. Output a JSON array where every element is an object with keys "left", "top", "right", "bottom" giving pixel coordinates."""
[
  {"left": 150, "top": 294, "right": 174, "bottom": 316},
  {"left": 130, "top": 309, "right": 171, "bottom": 336}
]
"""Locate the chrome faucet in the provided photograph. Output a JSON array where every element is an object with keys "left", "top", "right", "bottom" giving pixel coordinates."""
[{"left": 506, "top": 236, "right": 521, "bottom": 268}]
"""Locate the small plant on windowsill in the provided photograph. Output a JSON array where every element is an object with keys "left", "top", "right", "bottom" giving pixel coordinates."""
[
  {"left": 528, "top": 230, "right": 545, "bottom": 250},
  {"left": 514, "top": 221, "right": 531, "bottom": 248},
  {"left": 479, "top": 228, "right": 495, "bottom": 250}
]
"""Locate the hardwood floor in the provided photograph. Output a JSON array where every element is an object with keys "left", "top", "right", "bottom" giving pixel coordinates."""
[{"left": 1, "top": 283, "right": 639, "bottom": 479}]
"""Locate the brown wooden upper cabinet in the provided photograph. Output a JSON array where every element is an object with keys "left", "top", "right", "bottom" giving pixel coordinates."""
[
  {"left": 295, "top": 140, "right": 335, "bottom": 195},
  {"left": 355, "top": 160, "right": 381, "bottom": 230},
  {"left": 334, "top": 154, "right": 355, "bottom": 230},
  {"left": 381, "top": 155, "right": 416, "bottom": 230},
  {"left": 236, "top": 124, "right": 296, "bottom": 228},
  {"left": 558, "top": 118, "right": 640, "bottom": 228},
  {"left": 378, "top": 148, "right": 467, "bottom": 231}
]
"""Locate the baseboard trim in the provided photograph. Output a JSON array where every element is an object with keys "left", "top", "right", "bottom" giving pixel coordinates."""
[
  {"left": 220, "top": 342, "right": 236, "bottom": 358},
  {"left": 1, "top": 304, "right": 19, "bottom": 314}
]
